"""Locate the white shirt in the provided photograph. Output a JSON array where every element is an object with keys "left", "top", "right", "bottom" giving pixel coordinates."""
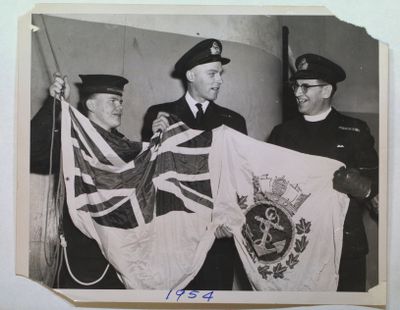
[
  {"left": 185, "top": 92, "right": 210, "bottom": 118},
  {"left": 304, "top": 107, "right": 332, "bottom": 122}
]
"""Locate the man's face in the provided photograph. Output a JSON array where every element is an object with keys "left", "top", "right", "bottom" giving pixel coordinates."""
[
  {"left": 87, "top": 93, "right": 123, "bottom": 131},
  {"left": 293, "top": 79, "right": 332, "bottom": 116},
  {"left": 188, "top": 61, "right": 223, "bottom": 102}
]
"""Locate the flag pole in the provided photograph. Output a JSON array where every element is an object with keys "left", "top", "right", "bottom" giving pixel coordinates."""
[{"left": 281, "top": 26, "right": 298, "bottom": 122}]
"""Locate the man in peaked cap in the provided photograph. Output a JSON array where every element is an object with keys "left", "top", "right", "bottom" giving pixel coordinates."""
[
  {"left": 77, "top": 74, "right": 129, "bottom": 130},
  {"left": 32, "top": 74, "right": 132, "bottom": 174},
  {"left": 31, "top": 73, "right": 143, "bottom": 289},
  {"left": 268, "top": 53, "right": 378, "bottom": 291},
  {"left": 141, "top": 38, "right": 248, "bottom": 290},
  {"left": 141, "top": 38, "right": 247, "bottom": 139}
]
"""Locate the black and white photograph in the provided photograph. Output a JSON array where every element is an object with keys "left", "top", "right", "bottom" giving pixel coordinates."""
[{"left": 16, "top": 4, "right": 387, "bottom": 307}]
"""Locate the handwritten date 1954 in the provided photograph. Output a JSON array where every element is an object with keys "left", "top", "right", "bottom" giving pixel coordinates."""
[{"left": 165, "top": 289, "right": 214, "bottom": 302}]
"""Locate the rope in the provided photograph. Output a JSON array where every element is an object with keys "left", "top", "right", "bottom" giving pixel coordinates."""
[
  {"left": 40, "top": 14, "right": 61, "bottom": 73},
  {"left": 43, "top": 95, "right": 58, "bottom": 267},
  {"left": 37, "top": 15, "right": 65, "bottom": 279},
  {"left": 60, "top": 235, "right": 111, "bottom": 286},
  {"left": 37, "top": 14, "right": 125, "bottom": 287},
  {"left": 122, "top": 21, "right": 127, "bottom": 76},
  {"left": 54, "top": 166, "right": 111, "bottom": 287},
  {"left": 52, "top": 159, "right": 66, "bottom": 287},
  {"left": 56, "top": 246, "right": 64, "bottom": 288}
]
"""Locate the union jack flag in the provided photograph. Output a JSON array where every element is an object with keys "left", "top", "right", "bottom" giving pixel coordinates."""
[
  {"left": 60, "top": 100, "right": 349, "bottom": 291},
  {"left": 61, "top": 100, "right": 216, "bottom": 289}
]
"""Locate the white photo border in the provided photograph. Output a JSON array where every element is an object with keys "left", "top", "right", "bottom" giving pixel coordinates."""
[{"left": 16, "top": 3, "right": 388, "bottom": 307}]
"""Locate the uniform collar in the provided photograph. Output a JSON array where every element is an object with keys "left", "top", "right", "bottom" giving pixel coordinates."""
[
  {"left": 304, "top": 107, "right": 332, "bottom": 122},
  {"left": 185, "top": 91, "right": 210, "bottom": 117}
]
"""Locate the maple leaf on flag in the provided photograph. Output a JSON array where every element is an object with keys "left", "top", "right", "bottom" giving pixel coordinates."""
[
  {"left": 286, "top": 253, "right": 300, "bottom": 269},
  {"left": 294, "top": 235, "right": 309, "bottom": 253},
  {"left": 258, "top": 265, "right": 273, "bottom": 280},
  {"left": 295, "top": 218, "right": 311, "bottom": 235},
  {"left": 236, "top": 193, "right": 248, "bottom": 209},
  {"left": 272, "top": 263, "right": 287, "bottom": 279}
]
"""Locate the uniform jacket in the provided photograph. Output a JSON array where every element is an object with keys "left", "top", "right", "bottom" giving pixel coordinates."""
[
  {"left": 268, "top": 108, "right": 378, "bottom": 258},
  {"left": 141, "top": 96, "right": 247, "bottom": 141}
]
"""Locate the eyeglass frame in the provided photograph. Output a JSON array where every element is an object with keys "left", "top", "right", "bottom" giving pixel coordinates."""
[{"left": 291, "top": 82, "right": 329, "bottom": 94}]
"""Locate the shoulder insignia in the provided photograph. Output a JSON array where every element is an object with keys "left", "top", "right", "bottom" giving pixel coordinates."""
[{"left": 338, "top": 126, "right": 360, "bottom": 132}]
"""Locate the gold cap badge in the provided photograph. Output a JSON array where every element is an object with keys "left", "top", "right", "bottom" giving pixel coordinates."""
[
  {"left": 297, "top": 57, "right": 308, "bottom": 70},
  {"left": 210, "top": 41, "right": 221, "bottom": 55}
]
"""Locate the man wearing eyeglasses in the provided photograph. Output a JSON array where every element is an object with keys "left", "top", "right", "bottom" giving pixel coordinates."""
[{"left": 268, "top": 53, "right": 378, "bottom": 292}]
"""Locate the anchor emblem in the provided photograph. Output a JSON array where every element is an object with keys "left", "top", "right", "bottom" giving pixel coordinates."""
[{"left": 253, "top": 207, "right": 286, "bottom": 256}]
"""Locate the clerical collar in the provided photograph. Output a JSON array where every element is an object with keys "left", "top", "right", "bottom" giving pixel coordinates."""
[
  {"left": 304, "top": 107, "right": 332, "bottom": 122},
  {"left": 185, "top": 92, "right": 210, "bottom": 117}
]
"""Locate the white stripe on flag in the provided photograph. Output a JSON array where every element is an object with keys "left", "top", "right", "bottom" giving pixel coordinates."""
[
  {"left": 154, "top": 170, "right": 213, "bottom": 204},
  {"left": 129, "top": 191, "right": 145, "bottom": 226},
  {"left": 158, "top": 170, "right": 210, "bottom": 182},
  {"left": 74, "top": 188, "right": 135, "bottom": 207},
  {"left": 77, "top": 146, "right": 136, "bottom": 173},
  {"left": 153, "top": 178, "right": 212, "bottom": 216},
  {"left": 74, "top": 167, "right": 95, "bottom": 186},
  {"left": 90, "top": 196, "right": 131, "bottom": 217}
]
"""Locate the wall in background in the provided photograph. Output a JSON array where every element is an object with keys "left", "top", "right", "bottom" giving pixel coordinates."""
[
  {"left": 34, "top": 14, "right": 380, "bottom": 142},
  {"left": 52, "top": 14, "right": 283, "bottom": 59},
  {"left": 31, "top": 14, "right": 283, "bottom": 141}
]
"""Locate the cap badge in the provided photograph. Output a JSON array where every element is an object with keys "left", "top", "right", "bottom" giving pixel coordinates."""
[
  {"left": 297, "top": 57, "right": 309, "bottom": 70},
  {"left": 210, "top": 41, "right": 221, "bottom": 55}
]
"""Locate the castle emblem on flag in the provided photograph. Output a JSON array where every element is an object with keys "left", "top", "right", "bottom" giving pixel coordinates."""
[
  {"left": 252, "top": 174, "right": 311, "bottom": 216},
  {"left": 241, "top": 174, "right": 312, "bottom": 279}
]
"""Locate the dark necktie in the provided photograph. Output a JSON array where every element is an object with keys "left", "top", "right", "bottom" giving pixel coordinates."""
[{"left": 195, "top": 103, "right": 204, "bottom": 123}]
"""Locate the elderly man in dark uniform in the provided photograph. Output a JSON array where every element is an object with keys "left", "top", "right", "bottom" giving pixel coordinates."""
[
  {"left": 31, "top": 74, "right": 142, "bottom": 289},
  {"left": 268, "top": 54, "right": 378, "bottom": 291},
  {"left": 141, "top": 38, "right": 248, "bottom": 290}
]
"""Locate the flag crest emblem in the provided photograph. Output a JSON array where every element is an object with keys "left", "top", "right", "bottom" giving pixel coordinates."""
[{"left": 241, "top": 174, "right": 311, "bottom": 277}]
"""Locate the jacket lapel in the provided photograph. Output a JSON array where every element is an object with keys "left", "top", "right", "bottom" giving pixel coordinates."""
[
  {"left": 202, "top": 101, "right": 220, "bottom": 130},
  {"left": 173, "top": 96, "right": 197, "bottom": 127}
]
